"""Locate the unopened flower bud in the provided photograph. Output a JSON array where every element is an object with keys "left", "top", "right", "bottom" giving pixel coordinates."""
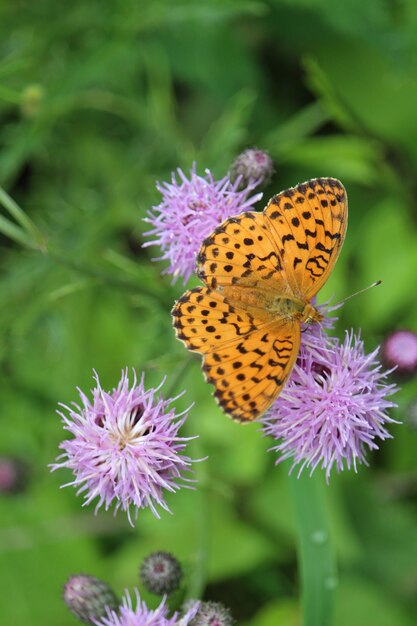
[
  {"left": 63, "top": 574, "right": 119, "bottom": 625},
  {"left": 190, "top": 601, "right": 234, "bottom": 626},
  {"left": 230, "top": 148, "right": 274, "bottom": 188},
  {"left": 140, "top": 551, "right": 182, "bottom": 595}
]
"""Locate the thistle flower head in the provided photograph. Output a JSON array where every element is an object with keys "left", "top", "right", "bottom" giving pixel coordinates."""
[
  {"left": 262, "top": 323, "right": 399, "bottom": 480},
  {"left": 143, "top": 165, "right": 262, "bottom": 284},
  {"left": 51, "top": 370, "right": 197, "bottom": 525},
  {"left": 95, "top": 589, "right": 199, "bottom": 626}
]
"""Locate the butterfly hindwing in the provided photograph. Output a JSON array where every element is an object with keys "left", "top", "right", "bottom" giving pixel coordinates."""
[
  {"left": 172, "top": 286, "right": 300, "bottom": 422},
  {"left": 172, "top": 286, "right": 259, "bottom": 353},
  {"left": 205, "top": 321, "right": 300, "bottom": 422}
]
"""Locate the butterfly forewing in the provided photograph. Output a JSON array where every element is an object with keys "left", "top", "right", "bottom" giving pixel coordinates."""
[
  {"left": 264, "top": 177, "right": 347, "bottom": 299},
  {"left": 197, "top": 211, "right": 289, "bottom": 293}
]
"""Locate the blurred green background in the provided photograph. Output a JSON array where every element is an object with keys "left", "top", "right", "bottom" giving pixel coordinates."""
[{"left": 1, "top": 1, "right": 417, "bottom": 624}]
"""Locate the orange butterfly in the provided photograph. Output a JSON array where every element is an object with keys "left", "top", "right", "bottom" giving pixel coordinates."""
[{"left": 172, "top": 178, "right": 347, "bottom": 422}]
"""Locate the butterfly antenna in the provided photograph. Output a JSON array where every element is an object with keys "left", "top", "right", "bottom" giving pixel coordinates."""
[{"left": 336, "top": 280, "right": 382, "bottom": 306}]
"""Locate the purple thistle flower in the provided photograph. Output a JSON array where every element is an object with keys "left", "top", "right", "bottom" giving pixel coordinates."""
[
  {"left": 143, "top": 164, "right": 262, "bottom": 284},
  {"left": 262, "top": 320, "right": 399, "bottom": 480},
  {"left": 95, "top": 589, "right": 199, "bottom": 626},
  {"left": 50, "top": 370, "right": 197, "bottom": 525}
]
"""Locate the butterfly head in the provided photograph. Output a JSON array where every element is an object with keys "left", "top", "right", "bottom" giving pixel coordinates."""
[{"left": 301, "top": 302, "right": 324, "bottom": 326}]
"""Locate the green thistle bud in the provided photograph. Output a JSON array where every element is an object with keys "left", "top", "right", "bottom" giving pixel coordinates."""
[
  {"left": 63, "top": 574, "right": 119, "bottom": 625},
  {"left": 189, "top": 601, "right": 234, "bottom": 626},
  {"left": 140, "top": 551, "right": 182, "bottom": 595},
  {"left": 230, "top": 148, "right": 274, "bottom": 188}
]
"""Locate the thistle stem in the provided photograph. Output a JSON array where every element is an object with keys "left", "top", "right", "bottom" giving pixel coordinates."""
[
  {"left": 181, "top": 437, "right": 209, "bottom": 602},
  {"left": 289, "top": 471, "right": 337, "bottom": 626},
  {"left": 185, "top": 481, "right": 209, "bottom": 601}
]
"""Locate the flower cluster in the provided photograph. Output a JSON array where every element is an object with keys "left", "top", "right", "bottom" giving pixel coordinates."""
[
  {"left": 262, "top": 308, "right": 399, "bottom": 479},
  {"left": 143, "top": 164, "right": 262, "bottom": 284},
  {"left": 51, "top": 370, "right": 196, "bottom": 525}
]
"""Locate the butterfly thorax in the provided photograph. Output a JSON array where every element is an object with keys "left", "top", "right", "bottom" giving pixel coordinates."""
[
  {"left": 221, "top": 285, "right": 323, "bottom": 325},
  {"left": 268, "top": 296, "right": 323, "bottom": 325}
]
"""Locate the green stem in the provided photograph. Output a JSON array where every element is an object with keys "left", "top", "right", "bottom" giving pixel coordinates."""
[
  {"left": 47, "top": 249, "right": 147, "bottom": 293},
  {"left": 162, "top": 357, "right": 209, "bottom": 601},
  {"left": 0, "top": 186, "right": 45, "bottom": 249},
  {"left": 289, "top": 471, "right": 337, "bottom": 626},
  {"left": 185, "top": 464, "right": 210, "bottom": 601},
  {"left": 164, "top": 358, "right": 194, "bottom": 398},
  {"left": 0, "top": 214, "right": 38, "bottom": 249}
]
